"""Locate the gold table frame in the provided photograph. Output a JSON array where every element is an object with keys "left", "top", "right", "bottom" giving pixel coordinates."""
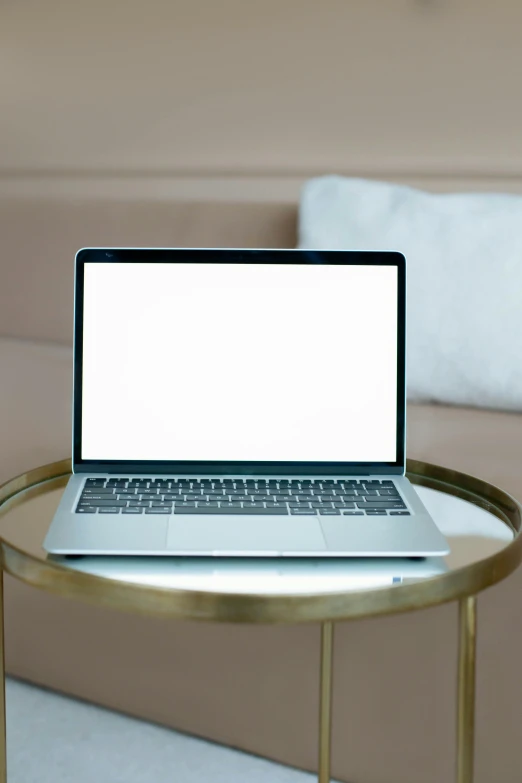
[{"left": 0, "top": 458, "right": 521, "bottom": 783}]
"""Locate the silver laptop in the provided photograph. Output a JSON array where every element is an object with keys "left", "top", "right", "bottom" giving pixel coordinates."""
[{"left": 44, "top": 247, "right": 449, "bottom": 557}]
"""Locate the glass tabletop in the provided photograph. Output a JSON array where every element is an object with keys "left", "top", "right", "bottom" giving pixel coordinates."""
[{"left": 0, "top": 472, "right": 514, "bottom": 597}]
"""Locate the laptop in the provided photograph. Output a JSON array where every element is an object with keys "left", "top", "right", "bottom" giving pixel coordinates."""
[{"left": 43, "top": 247, "right": 449, "bottom": 557}]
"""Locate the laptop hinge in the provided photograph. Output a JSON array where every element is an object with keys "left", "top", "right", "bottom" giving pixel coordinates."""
[{"left": 72, "top": 463, "right": 406, "bottom": 476}]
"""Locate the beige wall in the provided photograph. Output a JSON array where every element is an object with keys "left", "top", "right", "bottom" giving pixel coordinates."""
[{"left": 1, "top": 0, "right": 522, "bottom": 199}]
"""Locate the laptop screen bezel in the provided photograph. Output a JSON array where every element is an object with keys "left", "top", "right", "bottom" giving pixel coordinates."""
[{"left": 73, "top": 248, "right": 406, "bottom": 475}]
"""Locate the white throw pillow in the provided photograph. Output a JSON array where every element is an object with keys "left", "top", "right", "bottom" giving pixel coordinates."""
[{"left": 299, "top": 176, "right": 522, "bottom": 411}]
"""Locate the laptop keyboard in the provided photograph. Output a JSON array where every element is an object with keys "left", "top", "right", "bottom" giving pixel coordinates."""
[{"left": 75, "top": 478, "right": 410, "bottom": 516}]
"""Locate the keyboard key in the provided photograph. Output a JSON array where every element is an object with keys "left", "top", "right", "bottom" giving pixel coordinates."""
[
  {"left": 319, "top": 509, "right": 341, "bottom": 515},
  {"left": 173, "top": 506, "right": 287, "bottom": 515},
  {"left": 357, "top": 502, "right": 406, "bottom": 510},
  {"left": 241, "top": 507, "right": 289, "bottom": 515},
  {"left": 197, "top": 502, "right": 219, "bottom": 509},
  {"left": 145, "top": 508, "right": 171, "bottom": 514},
  {"left": 122, "top": 507, "right": 143, "bottom": 514},
  {"left": 98, "top": 508, "right": 121, "bottom": 514},
  {"left": 341, "top": 511, "right": 364, "bottom": 515},
  {"left": 85, "top": 478, "right": 105, "bottom": 486},
  {"left": 389, "top": 511, "right": 411, "bottom": 516},
  {"left": 81, "top": 493, "right": 115, "bottom": 501},
  {"left": 333, "top": 502, "right": 355, "bottom": 509},
  {"left": 88, "top": 500, "right": 126, "bottom": 507},
  {"left": 83, "top": 488, "right": 115, "bottom": 495},
  {"left": 83, "top": 485, "right": 114, "bottom": 493},
  {"left": 366, "top": 510, "right": 387, "bottom": 515},
  {"left": 128, "top": 501, "right": 150, "bottom": 507},
  {"left": 290, "top": 508, "right": 317, "bottom": 515},
  {"left": 76, "top": 507, "right": 97, "bottom": 513}
]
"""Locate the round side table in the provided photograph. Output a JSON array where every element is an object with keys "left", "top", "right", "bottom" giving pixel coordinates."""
[{"left": 0, "top": 459, "right": 521, "bottom": 783}]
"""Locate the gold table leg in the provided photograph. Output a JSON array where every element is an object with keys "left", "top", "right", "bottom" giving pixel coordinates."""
[
  {"left": 457, "top": 596, "right": 477, "bottom": 783},
  {"left": 0, "top": 571, "right": 6, "bottom": 783},
  {"left": 319, "top": 621, "right": 334, "bottom": 783}
]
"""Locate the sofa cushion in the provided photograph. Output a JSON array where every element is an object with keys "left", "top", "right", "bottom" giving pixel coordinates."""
[
  {"left": 299, "top": 176, "right": 522, "bottom": 411},
  {"left": 0, "top": 337, "right": 72, "bottom": 484}
]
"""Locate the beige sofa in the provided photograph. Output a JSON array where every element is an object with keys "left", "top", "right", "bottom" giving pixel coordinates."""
[{"left": 2, "top": 196, "right": 522, "bottom": 783}]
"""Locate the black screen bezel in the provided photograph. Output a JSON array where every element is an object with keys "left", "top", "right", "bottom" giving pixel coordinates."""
[{"left": 73, "top": 248, "right": 406, "bottom": 475}]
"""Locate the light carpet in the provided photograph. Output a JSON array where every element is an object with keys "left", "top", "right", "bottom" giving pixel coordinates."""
[{"left": 6, "top": 678, "right": 328, "bottom": 783}]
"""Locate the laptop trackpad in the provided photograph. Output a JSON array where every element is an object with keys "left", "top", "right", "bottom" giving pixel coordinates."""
[{"left": 167, "top": 515, "right": 327, "bottom": 553}]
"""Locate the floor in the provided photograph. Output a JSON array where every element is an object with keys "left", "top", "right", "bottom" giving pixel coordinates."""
[{"left": 6, "top": 678, "right": 327, "bottom": 783}]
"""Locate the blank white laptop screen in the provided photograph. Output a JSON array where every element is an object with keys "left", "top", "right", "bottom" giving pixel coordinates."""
[{"left": 81, "top": 262, "right": 398, "bottom": 463}]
